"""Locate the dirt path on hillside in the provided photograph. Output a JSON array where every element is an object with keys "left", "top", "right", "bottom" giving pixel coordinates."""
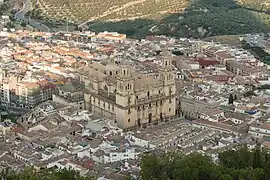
[{"left": 79, "top": 0, "right": 147, "bottom": 27}]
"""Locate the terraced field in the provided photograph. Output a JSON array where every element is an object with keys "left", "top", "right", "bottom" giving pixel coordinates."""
[{"left": 33, "top": 0, "right": 188, "bottom": 23}]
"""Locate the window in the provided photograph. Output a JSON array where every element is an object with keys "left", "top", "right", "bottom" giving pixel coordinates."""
[
  {"left": 128, "top": 109, "right": 131, "bottom": 114},
  {"left": 109, "top": 71, "right": 112, "bottom": 75},
  {"left": 138, "top": 118, "right": 141, "bottom": 127},
  {"left": 159, "top": 90, "right": 161, "bottom": 94},
  {"left": 128, "top": 97, "right": 131, "bottom": 104},
  {"left": 149, "top": 103, "right": 152, "bottom": 108},
  {"left": 128, "top": 119, "right": 131, "bottom": 123},
  {"left": 169, "top": 99, "right": 172, "bottom": 103},
  {"left": 136, "top": 96, "right": 138, "bottom": 99},
  {"left": 169, "top": 108, "right": 171, "bottom": 112},
  {"left": 147, "top": 91, "right": 150, "bottom": 97}
]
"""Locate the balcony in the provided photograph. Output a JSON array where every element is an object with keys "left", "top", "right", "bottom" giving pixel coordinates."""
[{"left": 135, "top": 93, "right": 168, "bottom": 105}]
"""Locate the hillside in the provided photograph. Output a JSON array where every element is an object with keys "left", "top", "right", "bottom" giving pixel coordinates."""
[
  {"left": 31, "top": 0, "right": 188, "bottom": 23},
  {"left": 31, "top": 0, "right": 270, "bottom": 39}
]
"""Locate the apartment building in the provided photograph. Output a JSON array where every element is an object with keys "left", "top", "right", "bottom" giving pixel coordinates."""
[
  {"left": 80, "top": 51, "right": 176, "bottom": 130},
  {"left": 15, "top": 82, "right": 52, "bottom": 109},
  {"left": 0, "top": 75, "right": 54, "bottom": 109}
]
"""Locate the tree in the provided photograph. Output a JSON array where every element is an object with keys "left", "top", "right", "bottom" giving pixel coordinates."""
[
  {"left": 140, "top": 153, "right": 170, "bottom": 180},
  {"left": 21, "top": 21, "right": 27, "bottom": 27},
  {"left": 1, "top": 167, "right": 94, "bottom": 180},
  {"left": 253, "top": 147, "right": 264, "bottom": 169},
  {"left": 234, "top": 94, "right": 237, "bottom": 100},
  {"left": 228, "top": 94, "right": 234, "bottom": 104},
  {"left": 140, "top": 145, "right": 270, "bottom": 180}
]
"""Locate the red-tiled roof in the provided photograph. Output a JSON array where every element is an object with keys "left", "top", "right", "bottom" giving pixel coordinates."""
[
  {"left": 194, "top": 58, "right": 219, "bottom": 67},
  {"left": 82, "top": 159, "right": 95, "bottom": 170}
]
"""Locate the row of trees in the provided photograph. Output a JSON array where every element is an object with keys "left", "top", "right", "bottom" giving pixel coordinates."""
[
  {"left": 241, "top": 40, "right": 270, "bottom": 65},
  {"left": 140, "top": 146, "right": 270, "bottom": 180},
  {"left": 0, "top": 167, "right": 94, "bottom": 180}
]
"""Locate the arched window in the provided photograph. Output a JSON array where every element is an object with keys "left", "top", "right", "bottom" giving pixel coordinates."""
[{"left": 104, "top": 85, "right": 108, "bottom": 92}]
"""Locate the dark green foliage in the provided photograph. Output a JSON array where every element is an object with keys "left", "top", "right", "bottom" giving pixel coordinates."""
[
  {"left": 87, "top": 0, "right": 270, "bottom": 39},
  {"left": 0, "top": 167, "right": 94, "bottom": 180},
  {"left": 258, "top": 84, "right": 270, "bottom": 90},
  {"left": 241, "top": 42, "right": 270, "bottom": 65},
  {"left": 141, "top": 146, "right": 270, "bottom": 180},
  {"left": 244, "top": 91, "right": 256, "bottom": 98},
  {"left": 20, "top": 21, "right": 27, "bottom": 27},
  {"left": 228, "top": 94, "right": 234, "bottom": 104}
]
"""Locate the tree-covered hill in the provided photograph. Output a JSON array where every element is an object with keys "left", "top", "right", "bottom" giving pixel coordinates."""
[
  {"left": 140, "top": 146, "right": 270, "bottom": 180},
  {"left": 27, "top": 0, "right": 270, "bottom": 38},
  {"left": 87, "top": 0, "right": 270, "bottom": 39}
]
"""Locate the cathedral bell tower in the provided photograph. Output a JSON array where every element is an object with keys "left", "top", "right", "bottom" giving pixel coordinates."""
[
  {"left": 160, "top": 50, "right": 175, "bottom": 86},
  {"left": 115, "top": 65, "right": 136, "bottom": 129}
]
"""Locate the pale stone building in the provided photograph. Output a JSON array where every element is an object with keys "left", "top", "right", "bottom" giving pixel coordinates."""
[
  {"left": 79, "top": 51, "right": 176, "bottom": 130},
  {"left": 52, "top": 81, "right": 85, "bottom": 110},
  {"left": 180, "top": 96, "right": 220, "bottom": 119}
]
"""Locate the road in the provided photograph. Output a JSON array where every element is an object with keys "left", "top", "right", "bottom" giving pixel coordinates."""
[{"left": 15, "top": 0, "right": 50, "bottom": 32}]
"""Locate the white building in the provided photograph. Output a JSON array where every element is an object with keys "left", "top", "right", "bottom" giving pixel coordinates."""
[{"left": 249, "top": 122, "right": 270, "bottom": 138}]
